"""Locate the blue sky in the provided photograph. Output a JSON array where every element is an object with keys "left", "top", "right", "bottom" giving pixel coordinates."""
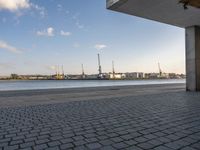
[{"left": 0, "top": 0, "right": 185, "bottom": 75}]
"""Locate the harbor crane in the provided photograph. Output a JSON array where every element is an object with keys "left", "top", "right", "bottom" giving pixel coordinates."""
[{"left": 158, "top": 62, "right": 162, "bottom": 77}]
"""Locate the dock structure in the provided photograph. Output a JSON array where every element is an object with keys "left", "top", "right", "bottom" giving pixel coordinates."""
[
  {"left": 55, "top": 65, "right": 65, "bottom": 80},
  {"left": 107, "top": 0, "right": 200, "bottom": 91}
]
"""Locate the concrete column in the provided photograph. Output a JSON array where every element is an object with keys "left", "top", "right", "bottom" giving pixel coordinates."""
[{"left": 186, "top": 26, "right": 200, "bottom": 91}]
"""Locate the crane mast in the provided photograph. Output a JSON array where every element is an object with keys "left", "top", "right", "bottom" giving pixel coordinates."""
[
  {"left": 82, "top": 64, "right": 85, "bottom": 76},
  {"left": 158, "top": 63, "right": 162, "bottom": 77},
  {"left": 62, "top": 65, "right": 64, "bottom": 79},
  {"left": 112, "top": 61, "right": 115, "bottom": 74},
  {"left": 98, "top": 54, "right": 102, "bottom": 77}
]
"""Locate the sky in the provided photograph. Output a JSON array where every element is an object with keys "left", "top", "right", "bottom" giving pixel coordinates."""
[{"left": 0, "top": 0, "right": 185, "bottom": 76}]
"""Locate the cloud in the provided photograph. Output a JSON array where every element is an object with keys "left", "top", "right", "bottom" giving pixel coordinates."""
[
  {"left": 73, "top": 43, "right": 80, "bottom": 48},
  {"left": 75, "top": 21, "right": 84, "bottom": 29},
  {"left": 31, "top": 4, "right": 46, "bottom": 18},
  {"left": 0, "top": 40, "right": 22, "bottom": 53},
  {"left": 37, "top": 27, "right": 54, "bottom": 37},
  {"left": 65, "top": 10, "right": 69, "bottom": 14},
  {"left": 57, "top": 4, "right": 62, "bottom": 12},
  {"left": 60, "top": 30, "right": 71, "bottom": 36},
  {"left": 94, "top": 44, "right": 107, "bottom": 50},
  {"left": 47, "top": 65, "right": 56, "bottom": 71},
  {"left": 0, "top": 62, "right": 15, "bottom": 69},
  {"left": 72, "top": 13, "right": 84, "bottom": 29},
  {"left": 0, "top": 0, "right": 30, "bottom": 12},
  {"left": 0, "top": 0, "right": 47, "bottom": 20}
]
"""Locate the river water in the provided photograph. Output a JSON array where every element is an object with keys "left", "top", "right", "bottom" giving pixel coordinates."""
[{"left": 0, "top": 79, "right": 185, "bottom": 91}]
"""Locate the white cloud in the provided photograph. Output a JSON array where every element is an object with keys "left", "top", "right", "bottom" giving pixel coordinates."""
[
  {"left": 0, "top": 0, "right": 47, "bottom": 20},
  {"left": 0, "top": 0, "right": 30, "bottom": 12},
  {"left": 72, "top": 13, "right": 84, "bottom": 29},
  {"left": 0, "top": 40, "right": 22, "bottom": 54},
  {"left": 57, "top": 4, "right": 62, "bottom": 11},
  {"left": 37, "top": 27, "right": 54, "bottom": 37},
  {"left": 0, "top": 62, "right": 15, "bottom": 69},
  {"left": 60, "top": 30, "right": 71, "bottom": 36},
  {"left": 94, "top": 44, "right": 107, "bottom": 50},
  {"left": 76, "top": 21, "right": 84, "bottom": 29},
  {"left": 47, "top": 27, "right": 54, "bottom": 36},
  {"left": 47, "top": 65, "right": 56, "bottom": 71},
  {"left": 65, "top": 10, "right": 69, "bottom": 14},
  {"left": 31, "top": 4, "right": 46, "bottom": 18},
  {"left": 73, "top": 43, "right": 80, "bottom": 48}
]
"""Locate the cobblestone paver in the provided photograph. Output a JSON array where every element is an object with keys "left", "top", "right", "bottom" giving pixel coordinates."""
[{"left": 1, "top": 90, "right": 200, "bottom": 149}]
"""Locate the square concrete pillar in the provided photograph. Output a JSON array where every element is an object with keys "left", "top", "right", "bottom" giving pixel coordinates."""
[{"left": 186, "top": 26, "right": 200, "bottom": 91}]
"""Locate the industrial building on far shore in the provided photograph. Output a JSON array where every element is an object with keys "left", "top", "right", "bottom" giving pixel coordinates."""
[
  {"left": 0, "top": 54, "right": 185, "bottom": 80},
  {"left": 1, "top": 72, "right": 185, "bottom": 80}
]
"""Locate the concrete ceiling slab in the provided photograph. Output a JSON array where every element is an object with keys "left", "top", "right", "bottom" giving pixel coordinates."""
[{"left": 107, "top": 0, "right": 200, "bottom": 28}]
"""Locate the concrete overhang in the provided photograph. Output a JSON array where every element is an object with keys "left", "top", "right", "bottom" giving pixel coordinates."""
[{"left": 107, "top": 0, "right": 200, "bottom": 28}]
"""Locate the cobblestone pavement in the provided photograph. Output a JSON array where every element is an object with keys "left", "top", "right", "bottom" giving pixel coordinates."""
[{"left": 1, "top": 86, "right": 200, "bottom": 149}]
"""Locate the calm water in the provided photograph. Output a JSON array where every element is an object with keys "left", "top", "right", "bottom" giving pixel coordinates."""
[{"left": 0, "top": 79, "right": 185, "bottom": 91}]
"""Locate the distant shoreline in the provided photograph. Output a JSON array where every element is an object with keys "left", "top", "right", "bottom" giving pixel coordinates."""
[{"left": 0, "top": 78, "right": 185, "bottom": 81}]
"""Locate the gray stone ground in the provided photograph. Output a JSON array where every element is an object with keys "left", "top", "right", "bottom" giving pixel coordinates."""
[{"left": 0, "top": 84, "right": 200, "bottom": 150}]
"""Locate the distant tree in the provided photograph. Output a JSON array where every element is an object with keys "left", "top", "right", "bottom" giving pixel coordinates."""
[{"left": 10, "top": 74, "right": 19, "bottom": 79}]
